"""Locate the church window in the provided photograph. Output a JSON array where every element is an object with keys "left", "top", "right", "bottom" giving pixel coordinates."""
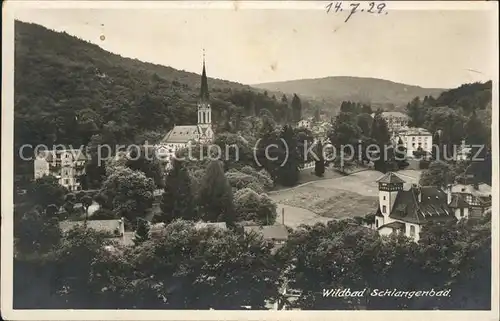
[{"left": 382, "top": 205, "right": 387, "bottom": 213}]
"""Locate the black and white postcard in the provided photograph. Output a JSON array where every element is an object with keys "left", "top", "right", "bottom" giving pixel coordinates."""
[{"left": 2, "top": 1, "right": 499, "bottom": 320}]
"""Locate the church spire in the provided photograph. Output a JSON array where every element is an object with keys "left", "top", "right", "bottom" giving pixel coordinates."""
[{"left": 200, "top": 49, "right": 209, "bottom": 100}]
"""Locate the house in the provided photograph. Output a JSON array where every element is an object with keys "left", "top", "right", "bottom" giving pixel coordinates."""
[
  {"left": 374, "top": 172, "right": 456, "bottom": 242},
  {"left": 34, "top": 149, "right": 87, "bottom": 191},
  {"left": 446, "top": 183, "right": 492, "bottom": 220},
  {"left": 297, "top": 119, "right": 312, "bottom": 130},
  {"left": 59, "top": 218, "right": 126, "bottom": 245},
  {"left": 194, "top": 221, "right": 228, "bottom": 230},
  {"left": 243, "top": 225, "right": 289, "bottom": 251},
  {"left": 371, "top": 111, "right": 410, "bottom": 133},
  {"left": 155, "top": 56, "right": 214, "bottom": 169},
  {"left": 394, "top": 127, "right": 433, "bottom": 157}
]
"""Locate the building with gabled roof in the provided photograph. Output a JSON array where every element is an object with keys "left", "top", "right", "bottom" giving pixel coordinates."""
[
  {"left": 243, "top": 225, "right": 289, "bottom": 252},
  {"left": 446, "top": 183, "right": 492, "bottom": 220},
  {"left": 34, "top": 148, "right": 88, "bottom": 191},
  {"left": 155, "top": 55, "right": 214, "bottom": 168},
  {"left": 374, "top": 172, "right": 456, "bottom": 242}
]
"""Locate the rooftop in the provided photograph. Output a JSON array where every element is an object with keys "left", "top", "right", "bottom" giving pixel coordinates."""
[
  {"left": 376, "top": 172, "right": 406, "bottom": 184},
  {"left": 160, "top": 125, "right": 205, "bottom": 144},
  {"left": 59, "top": 219, "right": 123, "bottom": 235},
  {"left": 243, "top": 225, "right": 289, "bottom": 240}
]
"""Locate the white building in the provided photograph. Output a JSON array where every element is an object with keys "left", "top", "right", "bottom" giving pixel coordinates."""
[
  {"left": 371, "top": 111, "right": 410, "bottom": 133},
  {"left": 155, "top": 58, "right": 214, "bottom": 168},
  {"left": 374, "top": 172, "right": 455, "bottom": 242},
  {"left": 297, "top": 119, "right": 312, "bottom": 130},
  {"left": 394, "top": 127, "right": 433, "bottom": 157},
  {"left": 34, "top": 149, "right": 87, "bottom": 191}
]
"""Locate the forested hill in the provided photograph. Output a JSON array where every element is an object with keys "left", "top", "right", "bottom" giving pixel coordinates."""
[
  {"left": 253, "top": 76, "right": 446, "bottom": 111},
  {"left": 14, "top": 21, "right": 308, "bottom": 151}
]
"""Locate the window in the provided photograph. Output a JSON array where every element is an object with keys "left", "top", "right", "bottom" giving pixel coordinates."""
[
  {"left": 383, "top": 196, "right": 386, "bottom": 200},
  {"left": 375, "top": 219, "right": 379, "bottom": 228},
  {"left": 382, "top": 205, "right": 387, "bottom": 213},
  {"left": 460, "top": 208, "right": 465, "bottom": 217},
  {"left": 410, "top": 225, "right": 416, "bottom": 237},
  {"left": 63, "top": 178, "right": 69, "bottom": 185}
]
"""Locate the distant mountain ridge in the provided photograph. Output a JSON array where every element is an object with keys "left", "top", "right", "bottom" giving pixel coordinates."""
[{"left": 253, "top": 76, "right": 446, "bottom": 110}]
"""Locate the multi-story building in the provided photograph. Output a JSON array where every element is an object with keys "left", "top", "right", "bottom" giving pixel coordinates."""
[
  {"left": 155, "top": 56, "right": 214, "bottom": 169},
  {"left": 374, "top": 172, "right": 456, "bottom": 242},
  {"left": 394, "top": 127, "right": 433, "bottom": 157},
  {"left": 371, "top": 111, "right": 410, "bottom": 133},
  {"left": 34, "top": 149, "right": 87, "bottom": 191}
]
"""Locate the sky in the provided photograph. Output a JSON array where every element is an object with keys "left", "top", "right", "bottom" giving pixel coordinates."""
[{"left": 13, "top": 3, "right": 497, "bottom": 89}]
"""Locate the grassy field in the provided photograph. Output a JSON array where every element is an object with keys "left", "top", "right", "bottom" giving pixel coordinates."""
[{"left": 270, "top": 169, "right": 422, "bottom": 220}]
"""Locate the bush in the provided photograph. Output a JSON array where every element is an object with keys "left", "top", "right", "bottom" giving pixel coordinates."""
[{"left": 89, "top": 208, "right": 117, "bottom": 220}]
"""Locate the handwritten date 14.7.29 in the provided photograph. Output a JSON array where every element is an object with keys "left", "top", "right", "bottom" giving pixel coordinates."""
[{"left": 326, "top": 2, "right": 387, "bottom": 23}]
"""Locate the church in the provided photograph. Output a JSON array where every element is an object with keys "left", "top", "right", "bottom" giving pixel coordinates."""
[{"left": 155, "top": 56, "right": 214, "bottom": 168}]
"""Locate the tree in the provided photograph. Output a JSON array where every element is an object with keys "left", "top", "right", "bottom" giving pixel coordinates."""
[
  {"left": 394, "top": 137, "right": 409, "bottom": 170},
  {"left": 99, "top": 166, "right": 155, "bottom": 223},
  {"left": 129, "top": 220, "right": 280, "bottom": 309},
  {"left": 291, "top": 93, "right": 302, "bottom": 123},
  {"left": 313, "top": 107, "right": 321, "bottom": 122},
  {"left": 126, "top": 145, "right": 165, "bottom": 188},
  {"left": 329, "top": 112, "right": 362, "bottom": 149},
  {"left": 159, "top": 159, "right": 196, "bottom": 223},
  {"left": 361, "top": 104, "right": 372, "bottom": 114},
  {"left": 133, "top": 218, "right": 150, "bottom": 246},
  {"left": 277, "top": 221, "right": 385, "bottom": 309},
  {"left": 314, "top": 140, "right": 325, "bottom": 177},
  {"left": 431, "top": 131, "right": 441, "bottom": 160},
  {"left": 233, "top": 188, "right": 277, "bottom": 225},
  {"left": 198, "top": 160, "right": 235, "bottom": 224},
  {"left": 50, "top": 225, "right": 119, "bottom": 308},
  {"left": 277, "top": 125, "right": 300, "bottom": 186},
  {"left": 356, "top": 113, "right": 373, "bottom": 137},
  {"left": 15, "top": 209, "right": 62, "bottom": 255},
  {"left": 28, "top": 176, "right": 67, "bottom": 209},
  {"left": 419, "top": 160, "right": 451, "bottom": 188}
]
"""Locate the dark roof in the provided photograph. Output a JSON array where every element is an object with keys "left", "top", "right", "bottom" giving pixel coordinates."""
[
  {"left": 448, "top": 194, "right": 469, "bottom": 209},
  {"left": 160, "top": 125, "right": 200, "bottom": 144},
  {"left": 389, "top": 186, "right": 455, "bottom": 224},
  {"left": 244, "top": 225, "right": 289, "bottom": 240},
  {"left": 378, "top": 221, "right": 405, "bottom": 231},
  {"left": 200, "top": 60, "right": 209, "bottom": 100},
  {"left": 377, "top": 172, "right": 405, "bottom": 184}
]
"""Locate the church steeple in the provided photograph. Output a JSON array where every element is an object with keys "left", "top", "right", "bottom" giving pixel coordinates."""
[
  {"left": 200, "top": 49, "right": 209, "bottom": 101},
  {"left": 197, "top": 50, "right": 211, "bottom": 130}
]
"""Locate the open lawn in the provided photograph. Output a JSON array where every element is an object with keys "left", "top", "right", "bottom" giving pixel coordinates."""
[{"left": 270, "top": 169, "right": 422, "bottom": 221}]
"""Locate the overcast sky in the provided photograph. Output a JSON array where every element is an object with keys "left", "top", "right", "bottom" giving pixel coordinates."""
[{"left": 14, "top": 4, "right": 496, "bottom": 88}]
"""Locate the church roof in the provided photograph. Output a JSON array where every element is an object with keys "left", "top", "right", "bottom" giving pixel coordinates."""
[
  {"left": 376, "top": 172, "right": 405, "bottom": 184},
  {"left": 388, "top": 186, "right": 455, "bottom": 224},
  {"left": 200, "top": 60, "right": 209, "bottom": 100},
  {"left": 160, "top": 125, "right": 201, "bottom": 144}
]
